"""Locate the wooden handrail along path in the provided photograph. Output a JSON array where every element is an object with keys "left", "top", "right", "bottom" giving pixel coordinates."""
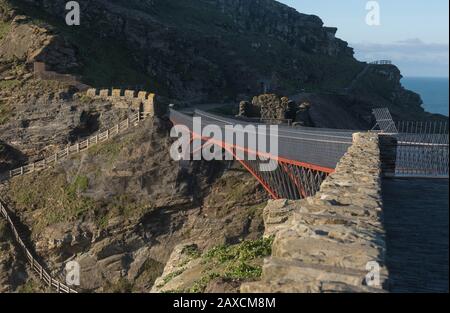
[
  {"left": 0, "top": 111, "right": 152, "bottom": 293},
  {"left": 0, "top": 201, "right": 77, "bottom": 293},
  {"left": 7, "top": 112, "right": 151, "bottom": 180}
]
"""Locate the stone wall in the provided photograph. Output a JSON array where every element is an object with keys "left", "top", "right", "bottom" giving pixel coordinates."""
[
  {"left": 85, "top": 88, "right": 167, "bottom": 117},
  {"left": 238, "top": 94, "right": 298, "bottom": 123},
  {"left": 241, "top": 132, "right": 389, "bottom": 292}
]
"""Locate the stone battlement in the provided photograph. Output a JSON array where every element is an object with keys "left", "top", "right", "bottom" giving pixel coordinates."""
[
  {"left": 241, "top": 132, "right": 389, "bottom": 293},
  {"left": 85, "top": 88, "right": 165, "bottom": 117}
]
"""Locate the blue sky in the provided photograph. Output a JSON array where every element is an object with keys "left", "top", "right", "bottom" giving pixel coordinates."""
[{"left": 279, "top": 0, "right": 449, "bottom": 77}]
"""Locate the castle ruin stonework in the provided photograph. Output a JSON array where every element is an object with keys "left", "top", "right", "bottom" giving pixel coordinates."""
[{"left": 85, "top": 88, "right": 167, "bottom": 117}]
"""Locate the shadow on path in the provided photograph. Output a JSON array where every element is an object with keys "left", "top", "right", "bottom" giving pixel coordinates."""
[{"left": 382, "top": 178, "right": 449, "bottom": 293}]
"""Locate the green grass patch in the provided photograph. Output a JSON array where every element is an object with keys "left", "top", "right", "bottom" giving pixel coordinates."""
[
  {"left": 183, "top": 237, "right": 274, "bottom": 293},
  {"left": 0, "top": 79, "right": 20, "bottom": 89},
  {"left": 204, "top": 237, "right": 273, "bottom": 264},
  {"left": 66, "top": 175, "right": 89, "bottom": 197},
  {"left": 182, "top": 245, "right": 202, "bottom": 259},
  {"left": 0, "top": 100, "right": 12, "bottom": 125},
  {"left": 9, "top": 172, "right": 96, "bottom": 233},
  {"left": 188, "top": 272, "right": 221, "bottom": 293},
  {"left": 0, "top": 19, "right": 11, "bottom": 41},
  {"left": 157, "top": 268, "right": 186, "bottom": 288}
]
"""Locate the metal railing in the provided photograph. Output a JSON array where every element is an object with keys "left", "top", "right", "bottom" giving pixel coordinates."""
[
  {"left": 395, "top": 120, "right": 449, "bottom": 177},
  {"left": 0, "top": 200, "right": 77, "bottom": 293},
  {"left": 370, "top": 60, "right": 392, "bottom": 65},
  {"left": 372, "top": 108, "right": 398, "bottom": 133}
]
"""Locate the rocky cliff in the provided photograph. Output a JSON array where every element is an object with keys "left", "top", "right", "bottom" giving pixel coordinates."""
[
  {"left": 1, "top": 0, "right": 444, "bottom": 129},
  {"left": 0, "top": 117, "right": 268, "bottom": 292},
  {"left": 0, "top": 0, "right": 361, "bottom": 101}
]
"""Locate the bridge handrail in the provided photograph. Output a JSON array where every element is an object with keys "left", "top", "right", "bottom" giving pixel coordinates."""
[
  {"left": 0, "top": 199, "right": 78, "bottom": 293},
  {"left": 170, "top": 109, "right": 352, "bottom": 170},
  {"left": 193, "top": 110, "right": 355, "bottom": 141}
]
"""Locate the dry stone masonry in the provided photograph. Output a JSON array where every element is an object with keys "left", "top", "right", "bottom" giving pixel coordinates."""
[
  {"left": 241, "top": 132, "right": 389, "bottom": 293},
  {"left": 86, "top": 88, "right": 167, "bottom": 117},
  {"left": 238, "top": 94, "right": 299, "bottom": 123}
]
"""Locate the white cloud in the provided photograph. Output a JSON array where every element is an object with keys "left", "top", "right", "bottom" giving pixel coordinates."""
[{"left": 351, "top": 39, "right": 449, "bottom": 77}]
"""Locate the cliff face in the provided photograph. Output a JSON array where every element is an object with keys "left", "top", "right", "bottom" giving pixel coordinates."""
[
  {"left": 1, "top": 117, "right": 268, "bottom": 292},
  {"left": 1, "top": 0, "right": 360, "bottom": 101},
  {"left": 214, "top": 0, "right": 353, "bottom": 56}
]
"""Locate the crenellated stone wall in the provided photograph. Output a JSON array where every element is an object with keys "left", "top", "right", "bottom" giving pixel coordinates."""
[
  {"left": 85, "top": 88, "right": 167, "bottom": 117},
  {"left": 241, "top": 132, "right": 389, "bottom": 293}
]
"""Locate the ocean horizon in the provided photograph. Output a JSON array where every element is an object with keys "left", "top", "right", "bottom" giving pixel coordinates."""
[{"left": 402, "top": 77, "right": 449, "bottom": 117}]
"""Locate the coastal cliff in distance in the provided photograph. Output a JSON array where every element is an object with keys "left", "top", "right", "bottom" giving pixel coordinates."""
[{"left": 1, "top": 0, "right": 445, "bottom": 125}]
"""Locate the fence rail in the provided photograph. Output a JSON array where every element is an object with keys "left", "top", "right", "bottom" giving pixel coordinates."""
[
  {"left": 395, "top": 120, "right": 449, "bottom": 177},
  {"left": 0, "top": 200, "right": 77, "bottom": 293},
  {"left": 6, "top": 112, "right": 150, "bottom": 180},
  {"left": 370, "top": 60, "right": 392, "bottom": 65},
  {"left": 0, "top": 111, "right": 151, "bottom": 293}
]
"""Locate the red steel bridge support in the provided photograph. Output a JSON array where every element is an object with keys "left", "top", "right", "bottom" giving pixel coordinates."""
[{"left": 181, "top": 128, "right": 335, "bottom": 200}]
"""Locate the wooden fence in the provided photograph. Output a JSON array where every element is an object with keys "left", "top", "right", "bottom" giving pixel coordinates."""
[
  {"left": 0, "top": 111, "right": 151, "bottom": 292},
  {"left": 9, "top": 111, "right": 150, "bottom": 179},
  {"left": 0, "top": 200, "right": 77, "bottom": 293}
]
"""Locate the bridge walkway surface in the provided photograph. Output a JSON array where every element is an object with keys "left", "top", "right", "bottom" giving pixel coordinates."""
[
  {"left": 171, "top": 109, "right": 354, "bottom": 170},
  {"left": 382, "top": 178, "right": 449, "bottom": 293}
]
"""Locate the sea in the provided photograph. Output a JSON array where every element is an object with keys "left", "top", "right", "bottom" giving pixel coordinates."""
[{"left": 401, "top": 77, "right": 449, "bottom": 117}]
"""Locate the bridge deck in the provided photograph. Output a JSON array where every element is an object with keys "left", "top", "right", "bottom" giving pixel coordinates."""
[{"left": 170, "top": 109, "right": 353, "bottom": 170}]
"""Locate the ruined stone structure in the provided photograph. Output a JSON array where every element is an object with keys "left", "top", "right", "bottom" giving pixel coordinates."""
[
  {"left": 241, "top": 132, "right": 388, "bottom": 292},
  {"left": 253, "top": 94, "right": 291, "bottom": 121},
  {"left": 85, "top": 88, "right": 166, "bottom": 117},
  {"left": 238, "top": 94, "right": 304, "bottom": 124}
]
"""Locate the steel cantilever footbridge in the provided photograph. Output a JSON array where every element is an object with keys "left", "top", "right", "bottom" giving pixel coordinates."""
[{"left": 169, "top": 109, "right": 355, "bottom": 200}]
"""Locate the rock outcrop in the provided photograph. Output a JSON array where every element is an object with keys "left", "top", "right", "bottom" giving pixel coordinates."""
[
  {"left": 241, "top": 133, "right": 389, "bottom": 292},
  {"left": 1, "top": 116, "right": 268, "bottom": 292},
  {"left": 0, "top": 0, "right": 363, "bottom": 102},
  {"left": 1, "top": 0, "right": 444, "bottom": 122}
]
